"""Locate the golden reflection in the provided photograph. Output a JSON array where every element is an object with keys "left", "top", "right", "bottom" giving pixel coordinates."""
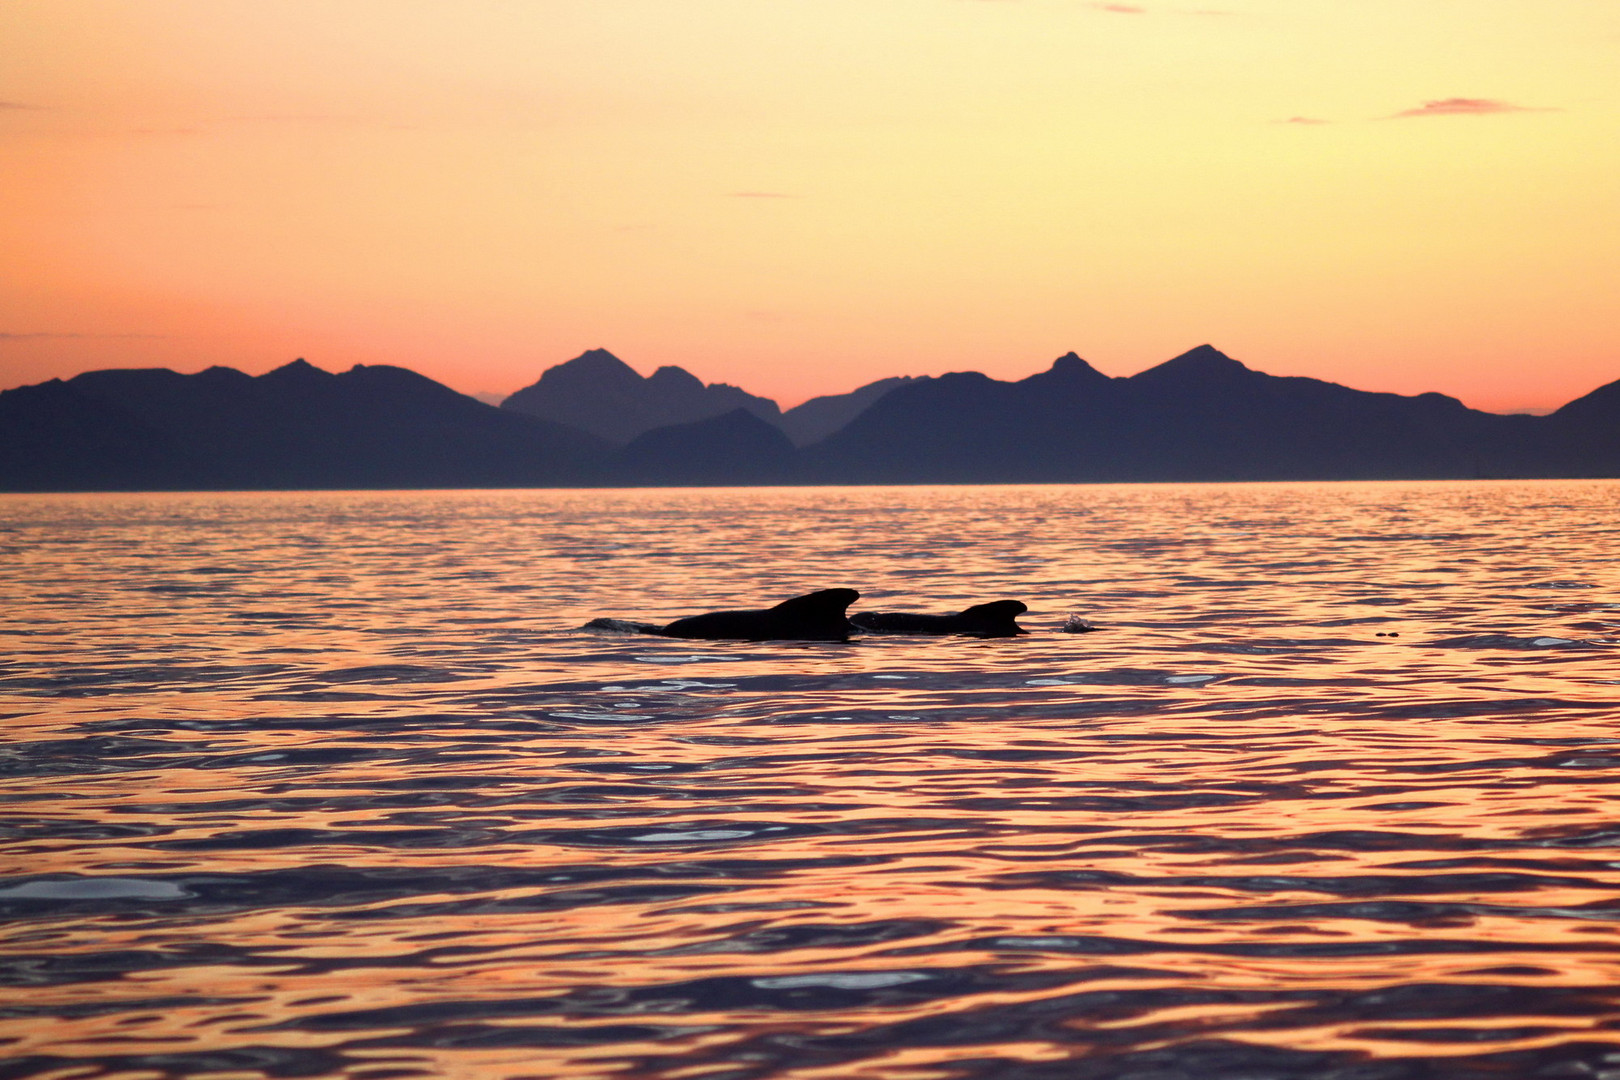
[{"left": 2, "top": 484, "right": 1620, "bottom": 1076}]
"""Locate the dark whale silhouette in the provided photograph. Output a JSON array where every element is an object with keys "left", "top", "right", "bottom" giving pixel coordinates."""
[
  {"left": 851, "top": 600, "right": 1027, "bottom": 637},
  {"left": 585, "top": 589, "right": 859, "bottom": 641}
]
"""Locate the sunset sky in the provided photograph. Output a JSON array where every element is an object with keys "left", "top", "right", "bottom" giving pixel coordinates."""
[{"left": 2, "top": 0, "right": 1617, "bottom": 412}]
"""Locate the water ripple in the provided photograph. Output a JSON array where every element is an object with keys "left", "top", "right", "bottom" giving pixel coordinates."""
[{"left": 3, "top": 482, "right": 1620, "bottom": 1079}]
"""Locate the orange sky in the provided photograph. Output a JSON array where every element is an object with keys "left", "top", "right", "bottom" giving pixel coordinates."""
[{"left": 2, "top": 0, "right": 1617, "bottom": 412}]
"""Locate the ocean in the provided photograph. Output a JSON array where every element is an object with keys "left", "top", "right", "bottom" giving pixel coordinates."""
[{"left": 3, "top": 481, "right": 1619, "bottom": 1080}]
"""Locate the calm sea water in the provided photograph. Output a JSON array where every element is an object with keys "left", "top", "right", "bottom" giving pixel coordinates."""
[{"left": 4, "top": 482, "right": 1620, "bottom": 1080}]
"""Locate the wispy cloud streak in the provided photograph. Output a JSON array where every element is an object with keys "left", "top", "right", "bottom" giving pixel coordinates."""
[{"left": 1392, "top": 98, "right": 1547, "bottom": 118}]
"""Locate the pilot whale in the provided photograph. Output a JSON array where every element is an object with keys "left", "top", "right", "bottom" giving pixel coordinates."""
[
  {"left": 851, "top": 599, "right": 1028, "bottom": 638},
  {"left": 586, "top": 588, "right": 860, "bottom": 641}
]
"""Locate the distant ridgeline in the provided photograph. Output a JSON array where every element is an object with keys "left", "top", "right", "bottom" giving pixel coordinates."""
[{"left": 3, "top": 345, "right": 1618, "bottom": 491}]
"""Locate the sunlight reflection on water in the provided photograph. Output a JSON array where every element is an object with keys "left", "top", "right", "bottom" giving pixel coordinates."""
[{"left": 2, "top": 481, "right": 1620, "bottom": 1079}]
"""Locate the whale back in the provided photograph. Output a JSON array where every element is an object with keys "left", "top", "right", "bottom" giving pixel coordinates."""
[
  {"left": 660, "top": 588, "right": 858, "bottom": 641},
  {"left": 850, "top": 598, "right": 1027, "bottom": 636}
]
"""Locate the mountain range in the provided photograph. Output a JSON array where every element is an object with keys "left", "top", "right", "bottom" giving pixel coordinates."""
[
  {"left": 0, "top": 360, "right": 610, "bottom": 491},
  {"left": 2, "top": 345, "right": 1617, "bottom": 491},
  {"left": 499, "top": 348, "right": 916, "bottom": 447}
]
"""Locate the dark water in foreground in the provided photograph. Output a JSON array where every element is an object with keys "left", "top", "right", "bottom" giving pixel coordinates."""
[{"left": 3, "top": 482, "right": 1620, "bottom": 1080}]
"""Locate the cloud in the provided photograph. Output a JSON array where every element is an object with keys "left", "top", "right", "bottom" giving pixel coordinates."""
[
  {"left": 1282, "top": 116, "right": 1329, "bottom": 125},
  {"left": 728, "top": 191, "right": 797, "bottom": 199},
  {"left": 1091, "top": 2, "right": 1147, "bottom": 12},
  {"left": 0, "top": 101, "right": 40, "bottom": 110},
  {"left": 1392, "top": 98, "right": 1546, "bottom": 118}
]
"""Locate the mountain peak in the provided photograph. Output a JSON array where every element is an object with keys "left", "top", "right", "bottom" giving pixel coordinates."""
[
  {"left": 263, "top": 358, "right": 332, "bottom": 382},
  {"left": 1169, "top": 344, "right": 1244, "bottom": 369},
  {"left": 648, "top": 365, "right": 706, "bottom": 394},
  {"left": 1048, "top": 352, "right": 1107, "bottom": 379},
  {"left": 548, "top": 348, "right": 639, "bottom": 383},
  {"left": 1017, "top": 351, "right": 1110, "bottom": 392},
  {"left": 1132, "top": 345, "right": 1250, "bottom": 384}
]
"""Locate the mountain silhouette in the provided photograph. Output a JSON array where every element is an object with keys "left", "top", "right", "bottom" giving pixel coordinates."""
[
  {"left": 617, "top": 408, "right": 798, "bottom": 486},
  {"left": 501, "top": 348, "right": 781, "bottom": 443},
  {"left": 1551, "top": 376, "right": 1620, "bottom": 428},
  {"left": 803, "top": 345, "right": 1611, "bottom": 482},
  {"left": 803, "top": 351, "right": 1115, "bottom": 482},
  {"left": 0, "top": 359, "right": 610, "bottom": 491},
  {"left": 778, "top": 376, "right": 922, "bottom": 446},
  {"left": 4, "top": 345, "right": 1617, "bottom": 491},
  {"left": 1542, "top": 375, "right": 1620, "bottom": 473},
  {"left": 0, "top": 377, "right": 196, "bottom": 491}
]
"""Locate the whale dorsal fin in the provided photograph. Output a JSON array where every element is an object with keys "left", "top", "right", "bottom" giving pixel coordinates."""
[{"left": 771, "top": 588, "right": 860, "bottom": 617}]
